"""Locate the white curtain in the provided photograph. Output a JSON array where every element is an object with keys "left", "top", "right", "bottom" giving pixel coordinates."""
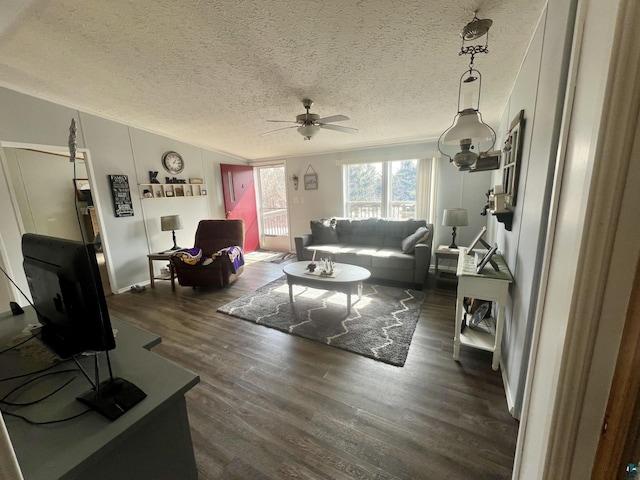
[{"left": 416, "top": 157, "right": 438, "bottom": 223}]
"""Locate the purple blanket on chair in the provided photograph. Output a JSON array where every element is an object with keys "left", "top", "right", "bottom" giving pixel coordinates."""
[{"left": 215, "top": 246, "right": 244, "bottom": 273}]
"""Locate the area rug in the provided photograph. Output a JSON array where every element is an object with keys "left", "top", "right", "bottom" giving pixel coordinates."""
[
  {"left": 244, "top": 250, "right": 296, "bottom": 264},
  {"left": 217, "top": 277, "right": 425, "bottom": 366}
]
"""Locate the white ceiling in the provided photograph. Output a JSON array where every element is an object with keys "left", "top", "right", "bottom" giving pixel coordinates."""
[{"left": 0, "top": 0, "right": 545, "bottom": 161}]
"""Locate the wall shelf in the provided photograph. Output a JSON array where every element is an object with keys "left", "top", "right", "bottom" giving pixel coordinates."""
[
  {"left": 139, "top": 183, "right": 207, "bottom": 199},
  {"left": 490, "top": 209, "right": 513, "bottom": 231}
]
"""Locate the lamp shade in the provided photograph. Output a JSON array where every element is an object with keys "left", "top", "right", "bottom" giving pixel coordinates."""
[
  {"left": 442, "top": 208, "right": 468, "bottom": 227},
  {"left": 297, "top": 124, "right": 320, "bottom": 139},
  {"left": 442, "top": 109, "right": 494, "bottom": 145},
  {"left": 161, "top": 215, "right": 183, "bottom": 232}
]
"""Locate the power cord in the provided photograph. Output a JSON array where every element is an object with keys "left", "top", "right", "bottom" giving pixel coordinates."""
[{"left": 0, "top": 330, "right": 41, "bottom": 356}]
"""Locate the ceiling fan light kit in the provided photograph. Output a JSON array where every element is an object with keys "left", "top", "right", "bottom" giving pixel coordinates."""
[
  {"left": 261, "top": 99, "right": 358, "bottom": 140},
  {"left": 438, "top": 11, "right": 500, "bottom": 172}
]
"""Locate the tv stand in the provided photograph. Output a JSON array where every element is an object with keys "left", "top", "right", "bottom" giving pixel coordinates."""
[
  {"left": 0, "top": 308, "right": 199, "bottom": 480},
  {"left": 77, "top": 377, "right": 147, "bottom": 421}
]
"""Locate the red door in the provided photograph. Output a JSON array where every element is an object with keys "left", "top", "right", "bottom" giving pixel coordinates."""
[{"left": 220, "top": 164, "right": 259, "bottom": 252}]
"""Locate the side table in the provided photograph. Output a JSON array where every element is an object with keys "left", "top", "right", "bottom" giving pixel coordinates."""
[
  {"left": 147, "top": 252, "right": 176, "bottom": 290},
  {"left": 454, "top": 247, "right": 513, "bottom": 370},
  {"left": 434, "top": 245, "right": 459, "bottom": 290}
]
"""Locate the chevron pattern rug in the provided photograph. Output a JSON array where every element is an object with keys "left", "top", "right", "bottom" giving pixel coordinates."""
[{"left": 217, "top": 277, "right": 425, "bottom": 366}]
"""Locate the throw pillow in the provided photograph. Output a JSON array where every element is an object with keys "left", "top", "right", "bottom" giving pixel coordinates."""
[
  {"left": 401, "top": 226, "right": 430, "bottom": 254},
  {"left": 310, "top": 220, "right": 339, "bottom": 244}
]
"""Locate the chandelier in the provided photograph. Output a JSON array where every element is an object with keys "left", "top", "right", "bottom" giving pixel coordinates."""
[{"left": 438, "top": 13, "right": 499, "bottom": 171}]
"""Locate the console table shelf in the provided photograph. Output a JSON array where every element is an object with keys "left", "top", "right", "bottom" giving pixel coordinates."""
[{"left": 454, "top": 247, "right": 513, "bottom": 370}]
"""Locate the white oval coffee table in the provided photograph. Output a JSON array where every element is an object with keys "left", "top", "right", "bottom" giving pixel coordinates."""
[{"left": 283, "top": 261, "right": 371, "bottom": 314}]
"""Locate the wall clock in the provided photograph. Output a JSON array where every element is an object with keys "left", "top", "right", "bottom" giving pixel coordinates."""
[{"left": 161, "top": 151, "right": 184, "bottom": 174}]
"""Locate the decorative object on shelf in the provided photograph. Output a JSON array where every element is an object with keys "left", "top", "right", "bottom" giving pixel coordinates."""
[
  {"left": 476, "top": 243, "right": 499, "bottom": 273},
  {"left": 438, "top": 12, "right": 500, "bottom": 171},
  {"left": 202, "top": 189, "right": 207, "bottom": 195},
  {"left": 166, "top": 177, "right": 186, "bottom": 184},
  {"left": 108, "top": 174, "right": 134, "bottom": 217},
  {"left": 467, "top": 226, "right": 490, "bottom": 255},
  {"left": 292, "top": 174, "right": 299, "bottom": 190},
  {"left": 143, "top": 189, "right": 152, "bottom": 198},
  {"left": 149, "top": 171, "right": 160, "bottom": 183},
  {"left": 174, "top": 186, "right": 184, "bottom": 197},
  {"left": 165, "top": 190, "right": 174, "bottom": 197},
  {"left": 304, "top": 165, "right": 317, "bottom": 190},
  {"left": 442, "top": 208, "right": 468, "bottom": 249},
  {"left": 189, "top": 178, "right": 203, "bottom": 184},
  {"left": 161, "top": 151, "right": 184, "bottom": 174},
  {"left": 161, "top": 215, "right": 183, "bottom": 251}
]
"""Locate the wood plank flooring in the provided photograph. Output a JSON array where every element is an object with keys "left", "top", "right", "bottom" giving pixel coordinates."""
[{"left": 106, "top": 260, "right": 518, "bottom": 479}]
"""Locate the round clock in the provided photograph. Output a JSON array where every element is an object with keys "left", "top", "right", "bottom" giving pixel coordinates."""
[{"left": 161, "top": 151, "right": 184, "bottom": 174}]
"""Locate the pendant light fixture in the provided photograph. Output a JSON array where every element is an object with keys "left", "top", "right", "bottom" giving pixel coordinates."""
[{"left": 438, "top": 12, "right": 499, "bottom": 171}]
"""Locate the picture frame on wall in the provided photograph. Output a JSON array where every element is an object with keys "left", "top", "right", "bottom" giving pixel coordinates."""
[
  {"left": 304, "top": 173, "right": 318, "bottom": 190},
  {"left": 502, "top": 110, "right": 525, "bottom": 209}
]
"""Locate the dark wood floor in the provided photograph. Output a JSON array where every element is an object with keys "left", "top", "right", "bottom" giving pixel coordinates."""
[{"left": 106, "top": 260, "right": 518, "bottom": 480}]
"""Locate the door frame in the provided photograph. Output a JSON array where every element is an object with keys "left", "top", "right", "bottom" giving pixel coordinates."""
[{"left": 0, "top": 141, "right": 116, "bottom": 299}]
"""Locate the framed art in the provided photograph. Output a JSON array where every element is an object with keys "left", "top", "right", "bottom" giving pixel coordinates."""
[
  {"left": 476, "top": 244, "right": 499, "bottom": 273},
  {"left": 502, "top": 110, "right": 525, "bottom": 208},
  {"left": 108, "top": 174, "right": 134, "bottom": 217},
  {"left": 304, "top": 173, "right": 318, "bottom": 190},
  {"left": 467, "top": 226, "right": 490, "bottom": 255},
  {"left": 304, "top": 164, "right": 318, "bottom": 190}
]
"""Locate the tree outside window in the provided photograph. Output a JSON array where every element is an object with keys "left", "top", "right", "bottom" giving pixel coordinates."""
[{"left": 345, "top": 160, "right": 417, "bottom": 219}]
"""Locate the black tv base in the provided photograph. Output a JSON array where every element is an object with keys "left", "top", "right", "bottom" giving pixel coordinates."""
[{"left": 77, "top": 377, "right": 147, "bottom": 421}]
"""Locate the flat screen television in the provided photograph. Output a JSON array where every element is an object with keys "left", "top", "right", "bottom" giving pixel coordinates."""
[
  {"left": 21, "top": 233, "right": 145, "bottom": 420},
  {"left": 22, "top": 233, "right": 115, "bottom": 358}
]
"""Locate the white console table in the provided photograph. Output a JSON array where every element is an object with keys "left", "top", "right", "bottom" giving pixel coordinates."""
[{"left": 454, "top": 247, "right": 513, "bottom": 370}]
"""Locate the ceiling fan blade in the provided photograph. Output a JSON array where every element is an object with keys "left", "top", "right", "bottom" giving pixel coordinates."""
[
  {"left": 320, "top": 124, "right": 358, "bottom": 134},
  {"left": 317, "top": 115, "right": 349, "bottom": 124},
  {"left": 266, "top": 119, "right": 298, "bottom": 124},
  {"left": 259, "top": 125, "right": 298, "bottom": 136}
]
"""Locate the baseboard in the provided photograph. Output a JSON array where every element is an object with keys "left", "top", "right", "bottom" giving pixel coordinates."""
[{"left": 501, "top": 359, "right": 518, "bottom": 419}]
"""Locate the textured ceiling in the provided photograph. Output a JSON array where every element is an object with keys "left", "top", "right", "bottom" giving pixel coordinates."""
[{"left": 0, "top": 0, "right": 545, "bottom": 161}]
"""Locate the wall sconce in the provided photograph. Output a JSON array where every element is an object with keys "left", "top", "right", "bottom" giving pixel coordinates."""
[
  {"left": 292, "top": 174, "right": 299, "bottom": 190},
  {"left": 438, "top": 12, "right": 499, "bottom": 171}
]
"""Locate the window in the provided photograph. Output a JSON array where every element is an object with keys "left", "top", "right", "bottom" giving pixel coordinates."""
[{"left": 345, "top": 159, "right": 417, "bottom": 219}]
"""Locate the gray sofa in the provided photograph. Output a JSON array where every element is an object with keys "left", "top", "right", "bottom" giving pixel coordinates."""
[{"left": 294, "top": 218, "right": 433, "bottom": 289}]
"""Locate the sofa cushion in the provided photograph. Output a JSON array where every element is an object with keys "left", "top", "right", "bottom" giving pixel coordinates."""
[
  {"left": 372, "top": 248, "right": 416, "bottom": 270},
  {"left": 310, "top": 220, "right": 339, "bottom": 244},
  {"left": 349, "top": 218, "right": 385, "bottom": 246},
  {"left": 401, "top": 226, "right": 430, "bottom": 254}
]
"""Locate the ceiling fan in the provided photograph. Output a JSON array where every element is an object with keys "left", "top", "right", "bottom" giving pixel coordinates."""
[{"left": 260, "top": 99, "right": 358, "bottom": 140}]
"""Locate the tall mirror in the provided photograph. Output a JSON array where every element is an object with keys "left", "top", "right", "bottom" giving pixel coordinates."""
[{"left": 1, "top": 145, "right": 112, "bottom": 296}]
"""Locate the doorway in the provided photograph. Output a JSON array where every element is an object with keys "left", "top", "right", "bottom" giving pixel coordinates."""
[
  {"left": 255, "top": 164, "right": 289, "bottom": 252},
  {"left": 0, "top": 145, "right": 113, "bottom": 296}
]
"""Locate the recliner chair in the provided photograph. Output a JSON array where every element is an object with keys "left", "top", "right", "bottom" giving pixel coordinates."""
[{"left": 170, "top": 219, "right": 245, "bottom": 287}]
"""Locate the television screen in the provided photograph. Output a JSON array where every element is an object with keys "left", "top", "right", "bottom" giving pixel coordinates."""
[{"left": 22, "top": 233, "right": 115, "bottom": 358}]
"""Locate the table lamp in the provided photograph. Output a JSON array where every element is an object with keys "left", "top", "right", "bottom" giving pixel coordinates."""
[
  {"left": 442, "top": 208, "right": 468, "bottom": 249},
  {"left": 161, "top": 215, "right": 183, "bottom": 251}
]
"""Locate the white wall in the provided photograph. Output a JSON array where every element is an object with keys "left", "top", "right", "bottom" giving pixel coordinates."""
[
  {"left": 483, "top": 0, "right": 576, "bottom": 418},
  {"left": 0, "top": 88, "right": 247, "bottom": 299}
]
